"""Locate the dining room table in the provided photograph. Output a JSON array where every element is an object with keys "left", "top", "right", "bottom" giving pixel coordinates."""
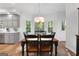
[{"left": 21, "top": 37, "right": 58, "bottom": 56}]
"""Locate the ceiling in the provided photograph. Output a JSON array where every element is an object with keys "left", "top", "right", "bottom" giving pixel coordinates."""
[{"left": 0, "top": 3, "right": 66, "bottom": 16}]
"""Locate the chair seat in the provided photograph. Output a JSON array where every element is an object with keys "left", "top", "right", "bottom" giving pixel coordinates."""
[
  {"left": 27, "top": 45, "right": 38, "bottom": 52},
  {"left": 27, "top": 45, "right": 53, "bottom": 52},
  {"left": 40, "top": 46, "right": 53, "bottom": 52}
]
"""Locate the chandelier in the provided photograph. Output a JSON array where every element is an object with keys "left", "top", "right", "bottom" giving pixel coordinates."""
[
  {"left": 34, "top": 3, "right": 45, "bottom": 23},
  {"left": 34, "top": 17, "right": 44, "bottom": 22}
]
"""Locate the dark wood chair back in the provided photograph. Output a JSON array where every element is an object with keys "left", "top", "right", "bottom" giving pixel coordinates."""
[
  {"left": 23, "top": 34, "right": 39, "bottom": 56},
  {"left": 35, "top": 31, "right": 46, "bottom": 35},
  {"left": 39, "top": 34, "right": 55, "bottom": 46},
  {"left": 39, "top": 33, "right": 56, "bottom": 56},
  {"left": 40, "top": 35, "right": 54, "bottom": 38},
  {"left": 24, "top": 35, "right": 38, "bottom": 41},
  {"left": 51, "top": 32, "right": 56, "bottom": 36},
  {"left": 40, "top": 33, "right": 55, "bottom": 41},
  {"left": 25, "top": 35, "right": 38, "bottom": 38}
]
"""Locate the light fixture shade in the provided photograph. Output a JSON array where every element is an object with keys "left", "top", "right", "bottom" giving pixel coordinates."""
[{"left": 34, "top": 17, "right": 45, "bottom": 22}]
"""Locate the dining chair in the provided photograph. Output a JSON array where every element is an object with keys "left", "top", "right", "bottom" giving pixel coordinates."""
[
  {"left": 51, "top": 32, "right": 56, "bottom": 35},
  {"left": 39, "top": 33, "right": 55, "bottom": 56},
  {"left": 35, "top": 31, "right": 46, "bottom": 35},
  {"left": 24, "top": 34, "right": 39, "bottom": 56}
]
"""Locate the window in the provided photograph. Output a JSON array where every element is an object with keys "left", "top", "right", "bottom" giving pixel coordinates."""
[
  {"left": 61, "top": 20, "right": 66, "bottom": 31},
  {"left": 48, "top": 21, "right": 53, "bottom": 33},
  {"left": 35, "top": 21, "right": 44, "bottom": 31},
  {"left": 26, "top": 20, "right": 31, "bottom": 32}
]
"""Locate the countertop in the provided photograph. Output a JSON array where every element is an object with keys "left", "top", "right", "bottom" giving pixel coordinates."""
[
  {"left": 0, "top": 28, "right": 20, "bottom": 33},
  {"left": 0, "top": 31, "right": 20, "bottom": 33}
]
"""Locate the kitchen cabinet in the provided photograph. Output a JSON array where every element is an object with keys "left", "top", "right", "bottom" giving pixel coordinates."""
[
  {"left": 0, "top": 32, "right": 20, "bottom": 44},
  {"left": 14, "top": 32, "right": 20, "bottom": 43},
  {"left": 0, "top": 14, "right": 20, "bottom": 28},
  {"left": 7, "top": 20, "right": 13, "bottom": 28},
  {"left": 0, "top": 20, "right": 3, "bottom": 28},
  {"left": 3, "top": 20, "right": 7, "bottom": 28},
  {"left": 0, "top": 14, "right": 8, "bottom": 28},
  {"left": 12, "top": 14, "right": 20, "bottom": 28},
  {"left": 5, "top": 33, "right": 10, "bottom": 43},
  {"left": 0, "top": 33, "right": 5, "bottom": 43}
]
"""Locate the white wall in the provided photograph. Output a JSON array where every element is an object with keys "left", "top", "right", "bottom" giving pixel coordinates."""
[
  {"left": 66, "top": 3, "right": 79, "bottom": 54},
  {"left": 53, "top": 13, "right": 66, "bottom": 41},
  {"left": 19, "top": 13, "right": 66, "bottom": 41}
]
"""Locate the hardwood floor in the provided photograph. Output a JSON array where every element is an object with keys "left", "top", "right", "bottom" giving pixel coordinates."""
[
  {"left": 0, "top": 41, "right": 74, "bottom": 56},
  {"left": 0, "top": 42, "right": 21, "bottom": 56}
]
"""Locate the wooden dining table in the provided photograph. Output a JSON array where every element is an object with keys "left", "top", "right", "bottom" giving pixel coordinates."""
[{"left": 21, "top": 38, "right": 58, "bottom": 56}]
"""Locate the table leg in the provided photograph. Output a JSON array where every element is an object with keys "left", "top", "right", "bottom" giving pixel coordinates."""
[
  {"left": 50, "top": 43, "right": 53, "bottom": 56},
  {"left": 55, "top": 42, "right": 58, "bottom": 56},
  {"left": 21, "top": 42, "right": 24, "bottom": 56},
  {"left": 26, "top": 43, "right": 29, "bottom": 56},
  {"left": 37, "top": 42, "right": 39, "bottom": 56}
]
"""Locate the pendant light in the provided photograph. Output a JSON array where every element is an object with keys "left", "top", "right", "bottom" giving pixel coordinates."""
[{"left": 34, "top": 3, "right": 44, "bottom": 23}]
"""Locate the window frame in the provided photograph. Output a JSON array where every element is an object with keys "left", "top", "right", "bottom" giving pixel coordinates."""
[
  {"left": 26, "top": 20, "right": 31, "bottom": 32},
  {"left": 48, "top": 21, "right": 53, "bottom": 33}
]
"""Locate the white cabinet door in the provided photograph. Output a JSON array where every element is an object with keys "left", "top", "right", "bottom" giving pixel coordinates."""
[
  {"left": 0, "top": 14, "right": 20, "bottom": 28},
  {"left": 5, "top": 33, "right": 10, "bottom": 43},
  {"left": 5, "top": 33, "right": 19, "bottom": 43},
  {"left": 12, "top": 20, "right": 17, "bottom": 28},
  {"left": 7, "top": 20, "right": 13, "bottom": 28},
  {"left": 9, "top": 33, "right": 19, "bottom": 43},
  {"left": 14, "top": 33, "right": 19, "bottom": 43},
  {"left": 9, "top": 33, "right": 15, "bottom": 43},
  {"left": 3, "top": 20, "right": 7, "bottom": 28},
  {"left": 0, "top": 33, "right": 4, "bottom": 43},
  {"left": 12, "top": 14, "right": 20, "bottom": 28},
  {"left": 0, "top": 20, "right": 3, "bottom": 28}
]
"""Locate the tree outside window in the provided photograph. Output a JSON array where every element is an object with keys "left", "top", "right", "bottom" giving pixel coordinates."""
[
  {"left": 48, "top": 21, "right": 53, "bottom": 33},
  {"left": 35, "top": 21, "right": 44, "bottom": 32},
  {"left": 61, "top": 20, "right": 66, "bottom": 31},
  {"left": 26, "top": 20, "right": 31, "bottom": 32}
]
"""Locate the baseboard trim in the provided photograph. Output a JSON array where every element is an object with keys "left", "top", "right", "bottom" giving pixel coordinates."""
[{"left": 65, "top": 47, "right": 76, "bottom": 56}]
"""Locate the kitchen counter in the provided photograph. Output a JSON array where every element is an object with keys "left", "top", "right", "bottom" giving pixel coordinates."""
[
  {"left": 0, "top": 31, "right": 20, "bottom": 33},
  {"left": 0, "top": 28, "right": 20, "bottom": 33},
  {"left": 0, "top": 28, "right": 20, "bottom": 43},
  {"left": 0, "top": 31, "right": 20, "bottom": 44}
]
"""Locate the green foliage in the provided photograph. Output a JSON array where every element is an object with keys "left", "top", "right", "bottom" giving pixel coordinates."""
[
  {"left": 61, "top": 20, "right": 65, "bottom": 31},
  {"left": 48, "top": 21, "right": 53, "bottom": 33},
  {"left": 26, "top": 20, "right": 31, "bottom": 32},
  {"left": 35, "top": 21, "right": 44, "bottom": 31}
]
